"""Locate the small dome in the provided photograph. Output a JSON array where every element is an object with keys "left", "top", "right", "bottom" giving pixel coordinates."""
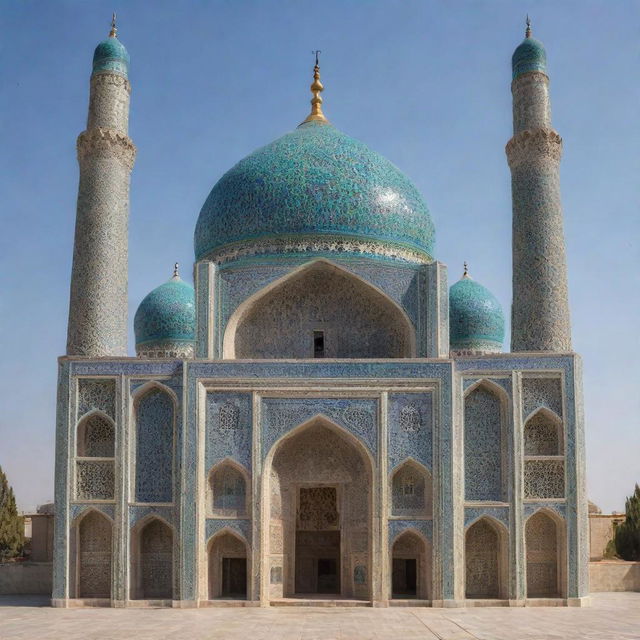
[
  {"left": 134, "top": 270, "right": 195, "bottom": 358},
  {"left": 512, "top": 35, "right": 546, "bottom": 79},
  {"left": 93, "top": 36, "right": 129, "bottom": 77},
  {"left": 194, "top": 121, "right": 435, "bottom": 263},
  {"left": 449, "top": 270, "right": 504, "bottom": 355}
]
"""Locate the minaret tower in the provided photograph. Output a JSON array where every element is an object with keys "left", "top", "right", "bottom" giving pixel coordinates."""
[
  {"left": 506, "top": 18, "right": 571, "bottom": 352},
  {"left": 66, "top": 15, "right": 136, "bottom": 356}
]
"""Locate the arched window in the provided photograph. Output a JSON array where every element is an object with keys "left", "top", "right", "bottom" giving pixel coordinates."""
[
  {"left": 391, "top": 462, "right": 431, "bottom": 517},
  {"left": 75, "top": 413, "right": 115, "bottom": 501},
  {"left": 77, "top": 511, "right": 112, "bottom": 598},
  {"left": 465, "top": 518, "right": 505, "bottom": 599},
  {"left": 526, "top": 512, "right": 561, "bottom": 598},
  {"left": 135, "top": 387, "right": 174, "bottom": 503},
  {"left": 524, "top": 409, "right": 562, "bottom": 456},
  {"left": 208, "top": 463, "right": 247, "bottom": 516},
  {"left": 464, "top": 383, "right": 505, "bottom": 502}
]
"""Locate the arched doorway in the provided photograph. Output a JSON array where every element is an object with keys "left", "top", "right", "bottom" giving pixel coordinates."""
[
  {"left": 131, "top": 518, "right": 174, "bottom": 600},
  {"left": 266, "top": 417, "right": 373, "bottom": 600},
  {"left": 526, "top": 511, "right": 564, "bottom": 598},
  {"left": 208, "top": 531, "right": 249, "bottom": 599},
  {"left": 225, "top": 260, "right": 414, "bottom": 359},
  {"left": 75, "top": 510, "right": 112, "bottom": 599},
  {"left": 391, "top": 531, "right": 431, "bottom": 600},
  {"left": 465, "top": 517, "right": 508, "bottom": 599}
]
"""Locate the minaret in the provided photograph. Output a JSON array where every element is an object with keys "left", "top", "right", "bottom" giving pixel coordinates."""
[
  {"left": 506, "top": 18, "right": 571, "bottom": 352},
  {"left": 66, "top": 14, "right": 136, "bottom": 356}
]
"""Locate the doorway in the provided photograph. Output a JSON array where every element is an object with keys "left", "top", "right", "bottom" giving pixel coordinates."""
[
  {"left": 221, "top": 557, "right": 247, "bottom": 597},
  {"left": 392, "top": 558, "right": 417, "bottom": 597}
]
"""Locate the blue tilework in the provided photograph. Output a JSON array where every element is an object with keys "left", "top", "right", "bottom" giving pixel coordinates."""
[
  {"left": 512, "top": 36, "right": 547, "bottom": 79},
  {"left": 70, "top": 503, "right": 115, "bottom": 523},
  {"left": 205, "top": 392, "right": 252, "bottom": 472},
  {"left": 449, "top": 276, "right": 504, "bottom": 352},
  {"left": 261, "top": 396, "right": 378, "bottom": 457},
  {"left": 194, "top": 121, "right": 434, "bottom": 261},
  {"left": 129, "top": 505, "right": 176, "bottom": 528},
  {"left": 135, "top": 388, "right": 174, "bottom": 503},
  {"left": 134, "top": 276, "right": 195, "bottom": 348},
  {"left": 388, "top": 520, "right": 433, "bottom": 545},
  {"left": 92, "top": 36, "right": 129, "bottom": 77},
  {"left": 205, "top": 519, "right": 252, "bottom": 545},
  {"left": 388, "top": 393, "right": 433, "bottom": 470},
  {"left": 464, "top": 506, "right": 510, "bottom": 528}
]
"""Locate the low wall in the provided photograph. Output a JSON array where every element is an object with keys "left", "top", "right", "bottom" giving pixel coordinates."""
[
  {"left": 589, "top": 561, "right": 640, "bottom": 592},
  {"left": 0, "top": 562, "right": 52, "bottom": 595}
]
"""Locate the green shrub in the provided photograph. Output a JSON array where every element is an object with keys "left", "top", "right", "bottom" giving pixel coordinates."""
[
  {"left": 614, "top": 484, "right": 640, "bottom": 561},
  {"left": 0, "top": 466, "right": 24, "bottom": 560}
]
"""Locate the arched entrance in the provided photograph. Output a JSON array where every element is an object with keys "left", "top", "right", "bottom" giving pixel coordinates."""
[
  {"left": 265, "top": 417, "right": 373, "bottom": 600},
  {"left": 390, "top": 530, "right": 431, "bottom": 600},
  {"left": 208, "top": 530, "right": 249, "bottom": 599},
  {"left": 130, "top": 517, "right": 174, "bottom": 600},
  {"left": 73, "top": 510, "right": 112, "bottom": 599},
  {"left": 465, "top": 517, "right": 508, "bottom": 599},
  {"left": 525, "top": 510, "right": 565, "bottom": 598}
]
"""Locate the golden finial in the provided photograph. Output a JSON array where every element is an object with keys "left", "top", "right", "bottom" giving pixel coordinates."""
[
  {"left": 525, "top": 15, "right": 532, "bottom": 38},
  {"left": 173, "top": 262, "right": 179, "bottom": 278},
  {"left": 463, "top": 261, "right": 470, "bottom": 278},
  {"left": 302, "top": 50, "right": 328, "bottom": 125},
  {"left": 109, "top": 12, "right": 118, "bottom": 38}
]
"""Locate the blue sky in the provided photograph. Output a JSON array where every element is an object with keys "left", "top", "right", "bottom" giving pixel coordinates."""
[{"left": 1, "top": 0, "right": 638, "bottom": 514}]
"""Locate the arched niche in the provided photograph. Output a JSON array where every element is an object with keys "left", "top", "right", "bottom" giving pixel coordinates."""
[
  {"left": 390, "top": 460, "right": 432, "bottom": 518},
  {"left": 69, "top": 509, "right": 113, "bottom": 599},
  {"left": 130, "top": 517, "right": 174, "bottom": 600},
  {"left": 224, "top": 260, "right": 415, "bottom": 359},
  {"left": 206, "top": 460, "right": 249, "bottom": 517},
  {"left": 464, "top": 517, "right": 508, "bottom": 599},
  {"left": 207, "top": 530, "right": 249, "bottom": 599},
  {"left": 391, "top": 530, "right": 431, "bottom": 600},
  {"left": 525, "top": 510, "right": 566, "bottom": 598},
  {"left": 523, "top": 408, "right": 563, "bottom": 456},
  {"left": 76, "top": 411, "right": 115, "bottom": 457},
  {"left": 133, "top": 384, "right": 175, "bottom": 504},
  {"left": 464, "top": 380, "right": 508, "bottom": 502},
  {"left": 265, "top": 416, "right": 373, "bottom": 600}
]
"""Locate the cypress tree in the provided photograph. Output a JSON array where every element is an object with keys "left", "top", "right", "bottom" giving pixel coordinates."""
[
  {"left": 614, "top": 484, "right": 640, "bottom": 561},
  {"left": 0, "top": 466, "right": 24, "bottom": 560}
]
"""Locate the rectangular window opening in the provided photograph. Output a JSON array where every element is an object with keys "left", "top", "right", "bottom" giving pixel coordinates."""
[{"left": 313, "top": 330, "right": 325, "bottom": 358}]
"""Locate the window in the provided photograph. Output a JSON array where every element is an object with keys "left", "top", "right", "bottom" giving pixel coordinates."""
[{"left": 313, "top": 330, "right": 325, "bottom": 358}]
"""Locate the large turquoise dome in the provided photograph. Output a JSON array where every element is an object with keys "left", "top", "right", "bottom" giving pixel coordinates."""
[
  {"left": 194, "top": 121, "right": 435, "bottom": 263},
  {"left": 512, "top": 35, "right": 546, "bottom": 79},
  {"left": 93, "top": 36, "right": 129, "bottom": 77},
  {"left": 449, "top": 272, "right": 504, "bottom": 355},
  {"left": 134, "top": 273, "right": 195, "bottom": 356}
]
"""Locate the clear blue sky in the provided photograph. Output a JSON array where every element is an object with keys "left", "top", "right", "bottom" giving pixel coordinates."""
[{"left": 1, "top": 0, "right": 637, "bottom": 514}]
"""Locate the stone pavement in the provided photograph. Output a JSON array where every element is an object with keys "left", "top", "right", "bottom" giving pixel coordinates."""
[{"left": 0, "top": 593, "right": 639, "bottom": 640}]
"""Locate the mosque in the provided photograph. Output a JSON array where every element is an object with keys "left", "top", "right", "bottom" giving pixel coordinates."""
[{"left": 52, "top": 17, "right": 590, "bottom": 607}]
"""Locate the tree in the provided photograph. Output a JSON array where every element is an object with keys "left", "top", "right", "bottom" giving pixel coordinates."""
[
  {"left": 614, "top": 483, "right": 640, "bottom": 561},
  {"left": 0, "top": 466, "right": 24, "bottom": 560}
]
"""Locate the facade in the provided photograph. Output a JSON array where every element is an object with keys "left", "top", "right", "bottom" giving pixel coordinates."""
[{"left": 52, "top": 18, "right": 589, "bottom": 607}]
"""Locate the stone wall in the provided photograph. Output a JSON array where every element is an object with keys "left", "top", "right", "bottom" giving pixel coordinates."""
[
  {"left": 589, "top": 514, "right": 624, "bottom": 561},
  {"left": 589, "top": 561, "right": 640, "bottom": 592},
  {"left": 0, "top": 563, "right": 52, "bottom": 595}
]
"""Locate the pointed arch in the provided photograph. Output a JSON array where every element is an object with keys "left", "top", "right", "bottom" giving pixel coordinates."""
[
  {"left": 464, "top": 515, "right": 509, "bottom": 599},
  {"left": 132, "top": 382, "right": 176, "bottom": 504},
  {"left": 390, "top": 528, "right": 431, "bottom": 600},
  {"left": 389, "top": 458, "right": 432, "bottom": 518},
  {"left": 76, "top": 410, "right": 115, "bottom": 457},
  {"left": 463, "top": 379, "right": 508, "bottom": 502},
  {"left": 206, "top": 458, "right": 250, "bottom": 517},
  {"left": 525, "top": 508, "right": 566, "bottom": 598},
  {"left": 130, "top": 515, "right": 175, "bottom": 600},
  {"left": 70, "top": 508, "right": 113, "bottom": 599},
  {"left": 207, "top": 527, "right": 250, "bottom": 600},
  {"left": 223, "top": 258, "right": 416, "bottom": 359},
  {"left": 523, "top": 407, "right": 564, "bottom": 456},
  {"left": 263, "top": 414, "right": 373, "bottom": 600}
]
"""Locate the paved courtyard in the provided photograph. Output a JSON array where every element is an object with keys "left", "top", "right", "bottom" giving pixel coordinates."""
[{"left": 0, "top": 593, "right": 639, "bottom": 640}]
